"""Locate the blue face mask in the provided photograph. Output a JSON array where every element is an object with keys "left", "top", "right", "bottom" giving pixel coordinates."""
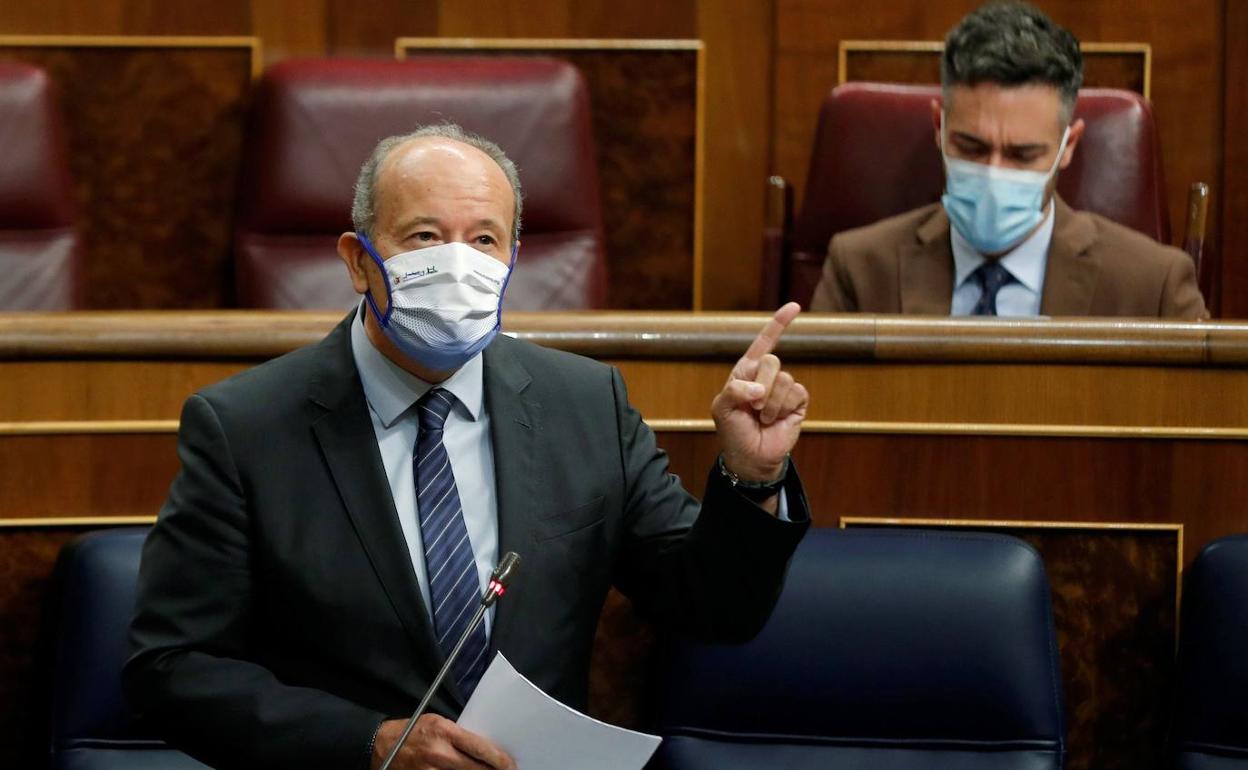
[
  {"left": 940, "top": 115, "right": 1070, "bottom": 255},
  {"left": 358, "top": 233, "right": 517, "bottom": 372}
]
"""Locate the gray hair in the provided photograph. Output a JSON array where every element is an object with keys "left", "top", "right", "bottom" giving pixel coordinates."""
[
  {"left": 941, "top": 1, "right": 1084, "bottom": 124},
  {"left": 351, "top": 122, "right": 524, "bottom": 245}
]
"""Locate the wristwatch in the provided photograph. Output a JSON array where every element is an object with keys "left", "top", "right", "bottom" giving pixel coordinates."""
[{"left": 717, "top": 454, "right": 789, "bottom": 503}]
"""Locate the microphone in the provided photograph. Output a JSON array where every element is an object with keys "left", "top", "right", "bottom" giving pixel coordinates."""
[
  {"left": 486, "top": 552, "right": 520, "bottom": 605},
  {"left": 379, "top": 552, "right": 522, "bottom": 770}
]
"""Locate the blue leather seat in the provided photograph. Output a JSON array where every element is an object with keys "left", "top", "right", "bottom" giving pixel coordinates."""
[
  {"left": 651, "top": 528, "right": 1065, "bottom": 770},
  {"left": 1173, "top": 534, "right": 1248, "bottom": 769},
  {"left": 49, "top": 529, "right": 207, "bottom": 770}
]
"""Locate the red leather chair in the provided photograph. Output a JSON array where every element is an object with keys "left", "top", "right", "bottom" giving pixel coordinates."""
[
  {"left": 766, "top": 83, "right": 1176, "bottom": 309},
  {"left": 234, "top": 58, "right": 607, "bottom": 311},
  {"left": 0, "top": 61, "right": 82, "bottom": 310}
]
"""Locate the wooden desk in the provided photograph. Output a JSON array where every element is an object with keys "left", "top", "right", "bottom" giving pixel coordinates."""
[
  {"left": 3, "top": 311, "right": 1247, "bottom": 770},
  {"left": 4, "top": 311, "right": 1246, "bottom": 548}
]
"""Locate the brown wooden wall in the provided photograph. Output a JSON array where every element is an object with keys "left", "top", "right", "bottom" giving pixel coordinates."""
[
  {"left": 4, "top": 310, "right": 1248, "bottom": 769},
  {"left": 1, "top": 0, "right": 1242, "bottom": 314},
  {"left": 0, "top": 0, "right": 772, "bottom": 312}
]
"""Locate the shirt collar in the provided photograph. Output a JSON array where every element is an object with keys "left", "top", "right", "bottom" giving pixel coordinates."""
[
  {"left": 951, "top": 200, "right": 1056, "bottom": 294},
  {"left": 350, "top": 303, "right": 484, "bottom": 428}
]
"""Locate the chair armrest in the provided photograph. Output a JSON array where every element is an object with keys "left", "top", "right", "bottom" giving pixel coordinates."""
[
  {"left": 760, "top": 175, "right": 792, "bottom": 309},
  {"left": 1183, "top": 182, "right": 1210, "bottom": 273}
]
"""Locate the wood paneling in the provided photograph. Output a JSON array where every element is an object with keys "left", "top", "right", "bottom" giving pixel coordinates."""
[
  {"left": 661, "top": 430, "right": 1248, "bottom": 573},
  {"left": 555, "top": 45, "right": 697, "bottom": 309},
  {"left": 3, "top": 311, "right": 1248, "bottom": 765},
  {"left": 841, "top": 42, "right": 1150, "bottom": 96},
  {"left": 0, "top": 0, "right": 1242, "bottom": 316},
  {"left": 250, "top": 0, "right": 328, "bottom": 64},
  {"left": 0, "top": 434, "right": 179, "bottom": 519},
  {"left": 11, "top": 310, "right": 1248, "bottom": 363},
  {"left": 397, "top": 40, "right": 703, "bottom": 310},
  {"left": 119, "top": 0, "right": 252, "bottom": 35},
  {"left": 0, "top": 0, "right": 253, "bottom": 36},
  {"left": 427, "top": 0, "right": 765, "bottom": 310},
  {"left": 0, "top": 0, "right": 775, "bottom": 312},
  {"left": 0, "top": 1, "right": 128, "bottom": 35},
  {"left": 433, "top": 0, "right": 696, "bottom": 43},
  {"left": 4, "top": 311, "right": 1248, "bottom": 539},
  {"left": 325, "top": 0, "right": 436, "bottom": 56},
  {"left": 0, "top": 40, "right": 255, "bottom": 309},
  {"left": 1221, "top": 3, "right": 1248, "bottom": 318},
  {"left": 697, "top": 0, "right": 774, "bottom": 310}
]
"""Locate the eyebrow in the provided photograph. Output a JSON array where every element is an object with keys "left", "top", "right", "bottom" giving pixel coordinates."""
[
  {"left": 393, "top": 215, "right": 508, "bottom": 237},
  {"left": 395, "top": 215, "right": 441, "bottom": 233},
  {"left": 951, "top": 131, "right": 1048, "bottom": 154}
]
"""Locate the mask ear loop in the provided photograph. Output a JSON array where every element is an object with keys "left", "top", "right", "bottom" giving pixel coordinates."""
[
  {"left": 938, "top": 110, "right": 956, "bottom": 183},
  {"left": 356, "top": 232, "right": 395, "bottom": 327},
  {"left": 941, "top": 109, "right": 1071, "bottom": 179},
  {"left": 493, "top": 241, "right": 519, "bottom": 333},
  {"left": 1036, "top": 124, "right": 1072, "bottom": 217},
  {"left": 1046, "top": 125, "right": 1072, "bottom": 178}
]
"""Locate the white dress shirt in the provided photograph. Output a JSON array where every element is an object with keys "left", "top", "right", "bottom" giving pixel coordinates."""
[
  {"left": 350, "top": 306, "right": 500, "bottom": 633},
  {"left": 950, "top": 202, "right": 1055, "bottom": 316}
]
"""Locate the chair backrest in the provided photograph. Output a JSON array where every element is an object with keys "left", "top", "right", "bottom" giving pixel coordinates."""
[
  {"left": 1173, "top": 534, "right": 1248, "bottom": 769},
  {"left": 0, "top": 60, "right": 82, "bottom": 310},
  {"left": 234, "top": 57, "right": 607, "bottom": 311},
  {"left": 651, "top": 528, "right": 1065, "bottom": 770},
  {"left": 49, "top": 529, "right": 208, "bottom": 769},
  {"left": 785, "top": 82, "right": 1169, "bottom": 307}
]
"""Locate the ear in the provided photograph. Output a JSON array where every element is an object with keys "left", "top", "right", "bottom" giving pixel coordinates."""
[
  {"left": 930, "top": 98, "right": 943, "bottom": 151},
  {"left": 1058, "top": 118, "right": 1085, "bottom": 171},
  {"left": 337, "top": 232, "right": 373, "bottom": 296}
]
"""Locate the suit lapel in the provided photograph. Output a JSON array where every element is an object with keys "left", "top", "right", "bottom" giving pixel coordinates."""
[
  {"left": 1039, "top": 197, "right": 1099, "bottom": 316},
  {"left": 481, "top": 336, "right": 540, "bottom": 660},
  {"left": 308, "top": 316, "right": 444, "bottom": 680},
  {"left": 900, "top": 205, "right": 956, "bottom": 314}
]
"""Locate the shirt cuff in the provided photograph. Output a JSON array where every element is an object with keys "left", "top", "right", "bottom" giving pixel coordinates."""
[{"left": 775, "top": 489, "right": 792, "bottom": 522}]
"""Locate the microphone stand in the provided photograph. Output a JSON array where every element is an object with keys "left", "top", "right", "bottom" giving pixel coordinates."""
[{"left": 378, "top": 553, "right": 520, "bottom": 770}]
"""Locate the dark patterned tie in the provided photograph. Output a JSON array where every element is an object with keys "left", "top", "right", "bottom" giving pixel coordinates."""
[
  {"left": 972, "top": 262, "right": 1017, "bottom": 316},
  {"left": 414, "top": 388, "right": 488, "bottom": 696}
]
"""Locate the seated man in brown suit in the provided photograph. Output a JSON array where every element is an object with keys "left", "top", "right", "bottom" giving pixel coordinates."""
[{"left": 810, "top": 1, "right": 1207, "bottom": 319}]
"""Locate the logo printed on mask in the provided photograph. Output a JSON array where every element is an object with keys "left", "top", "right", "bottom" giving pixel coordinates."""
[
  {"left": 358, "top": 234, "right": 516, "bottom": 371},
  {"left": 397, "top": 265, "right": 439, "bottom": 284},
  {"left": 940, "top": 112, "right": 1070, "bottom": 255}
]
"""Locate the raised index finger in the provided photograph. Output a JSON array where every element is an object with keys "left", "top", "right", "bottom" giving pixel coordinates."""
[{"left": 742, "top": 302, "right": 801, "bottom": 362}]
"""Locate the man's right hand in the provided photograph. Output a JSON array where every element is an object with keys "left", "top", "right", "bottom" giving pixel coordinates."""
[{"left": 371, "top": 716, "right": 516, "bottom": 770}]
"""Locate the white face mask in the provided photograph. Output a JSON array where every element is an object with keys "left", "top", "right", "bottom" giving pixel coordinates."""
[{"left": 359, "top": 236, "right": 516, "bottom": 371}]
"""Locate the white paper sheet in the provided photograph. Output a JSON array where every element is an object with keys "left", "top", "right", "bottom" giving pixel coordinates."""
[{"left": 458, "top": 654, "right": 662, "bottom": 770}]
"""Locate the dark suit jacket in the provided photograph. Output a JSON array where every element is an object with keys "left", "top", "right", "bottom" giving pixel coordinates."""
[
  {"left": 124, "top": 314, "right": 809, "bottom": 770},
  {"left": 810, "top": 198, "right": 1208, "bottom": 318}
]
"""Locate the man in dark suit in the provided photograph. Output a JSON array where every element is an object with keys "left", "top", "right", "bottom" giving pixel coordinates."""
[
  {"left": 810, "top": 1, "right": 1207, "bottom": 319},
  {"left": 125, "top": 124, "right": 811, "bottom": 770}
]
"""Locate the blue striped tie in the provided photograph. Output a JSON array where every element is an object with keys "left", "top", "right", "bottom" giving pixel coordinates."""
[
  {"left": 414, "top": 388, "right": 488, "bottom": 697},
  {"left": 972, "top": 261, "right": 1017, "bottom": 316}
]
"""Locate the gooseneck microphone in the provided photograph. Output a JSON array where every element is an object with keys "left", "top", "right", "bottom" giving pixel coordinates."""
[{"left": 378, "top": 552, "right": 522, "bottom": 770}]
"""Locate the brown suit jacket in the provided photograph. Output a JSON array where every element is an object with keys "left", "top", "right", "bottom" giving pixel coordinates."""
[{"left": 809, "top": 198, "right": 1208, "bottom": 319}]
